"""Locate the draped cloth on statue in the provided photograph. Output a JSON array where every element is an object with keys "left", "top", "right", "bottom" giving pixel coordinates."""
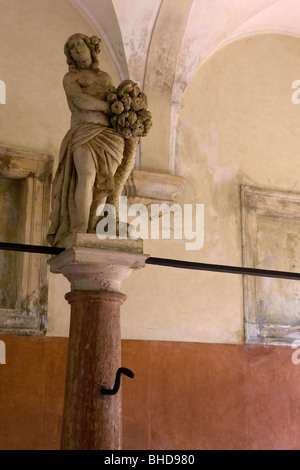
[{"left": 47, "top": 123, "right": 124, "bottom": 247}]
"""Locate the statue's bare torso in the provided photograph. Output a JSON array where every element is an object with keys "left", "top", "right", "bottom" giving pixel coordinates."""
[{"left": 63, "top": 69, "right": 112, "bottom": 128}]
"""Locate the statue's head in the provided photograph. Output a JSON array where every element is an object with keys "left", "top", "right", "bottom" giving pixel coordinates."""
[{"left": 64, "top": 33, "right": 102, "bottom": 71}]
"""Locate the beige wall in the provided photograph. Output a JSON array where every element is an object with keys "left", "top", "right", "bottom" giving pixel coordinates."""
[
  {"left": 0, "top": 0, "right": 119, "bottom": 158},
  {"left": 1, "top": 2, "right": 300, "bottom": 344},
  {"left": 0, "top": 0, "right": 120, "bottom": 336},
  {"left": 120, "top": 33, "right": 300, "bottom": 344}
]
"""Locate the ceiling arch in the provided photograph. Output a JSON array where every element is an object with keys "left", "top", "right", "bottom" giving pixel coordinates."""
[
  {"left": 170, "top": 0, "right": 300, "bottom": 173},
  {"left": 69, "top": 0, "right": 300, "bottom": 173}
]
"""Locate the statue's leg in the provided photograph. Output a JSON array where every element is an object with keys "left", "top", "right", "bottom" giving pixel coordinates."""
[
  {"left": 87, "top": 157, "right": 121, "bottom": 233},
  {"left": 72, "top": 144, "right": 96, "bottom": 232}
]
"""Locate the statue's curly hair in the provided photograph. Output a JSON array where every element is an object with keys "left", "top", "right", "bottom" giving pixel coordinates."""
[{"left": 64, "top": 33, "right": 102, "bottom": 72}]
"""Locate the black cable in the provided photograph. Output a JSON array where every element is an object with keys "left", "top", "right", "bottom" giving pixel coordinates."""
[
  {"left": 145, "top": 257, "right": 300, "bottom": 281},
  {"left": 1, "top": 241, "right": 300, "bottom": 281},
  {"left": 0, "top": 241, "right": 63, "bottom": 255}
]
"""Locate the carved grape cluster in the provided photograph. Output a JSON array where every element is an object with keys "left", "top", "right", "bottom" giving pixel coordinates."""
[{"left": 104, "top": 80, "right": 152, "bottom": 139}]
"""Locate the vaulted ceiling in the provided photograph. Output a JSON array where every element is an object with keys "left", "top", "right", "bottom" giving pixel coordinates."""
[
  {"left": 70, "top": 0, "right": 300, "bottom": 172},
  {"left": 71, "top": 0, "right": 300, "bottom": 90}
]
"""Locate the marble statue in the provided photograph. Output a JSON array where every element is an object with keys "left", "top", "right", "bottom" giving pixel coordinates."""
[{"left": 47, "top": 33, "right": 152, "bottom": 247}]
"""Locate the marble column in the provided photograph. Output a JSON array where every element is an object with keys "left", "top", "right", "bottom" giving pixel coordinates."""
[{"left": 48, "top": 236, "right": 148, "bottom": 450}]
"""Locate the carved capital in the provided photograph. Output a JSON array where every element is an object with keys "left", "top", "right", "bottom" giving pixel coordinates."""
[{"left": 48, "top": 242, "right": 148, "bottom": 293}]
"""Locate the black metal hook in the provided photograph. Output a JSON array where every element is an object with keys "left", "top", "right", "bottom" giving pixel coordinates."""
[{"left": 100, "top": 367, "right": 134, "bottom": 396}]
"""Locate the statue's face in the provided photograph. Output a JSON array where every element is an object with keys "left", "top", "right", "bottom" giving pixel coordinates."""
[{"left": 68, "top": 37, "right": 91, "bottom": 64}]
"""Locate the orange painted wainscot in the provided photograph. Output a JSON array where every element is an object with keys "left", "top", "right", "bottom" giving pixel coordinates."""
[{"left": 0, "top": 335, "right": 300, "bottom": 450}]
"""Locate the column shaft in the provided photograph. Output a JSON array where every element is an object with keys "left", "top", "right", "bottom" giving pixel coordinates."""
[{"left": 61, "top": 290, "right": 127, "bottom": 450}]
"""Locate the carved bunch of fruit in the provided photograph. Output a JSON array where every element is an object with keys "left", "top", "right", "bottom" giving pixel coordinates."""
[{"left": 104, "top": 80, "right": 152, "bottom": 139}]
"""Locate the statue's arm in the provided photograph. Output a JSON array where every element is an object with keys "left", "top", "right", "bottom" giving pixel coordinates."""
[{"left": 63, "top": 73, "right": 110, "bottom": 113}]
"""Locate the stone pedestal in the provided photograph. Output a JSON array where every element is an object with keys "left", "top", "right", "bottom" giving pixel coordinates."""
[{"left": 48, "top": 236, "right": 148, "bottom": 450}]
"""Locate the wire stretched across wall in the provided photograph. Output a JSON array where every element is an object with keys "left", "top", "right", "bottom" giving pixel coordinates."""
[{"left": 0, "top": 241, "right": 300, "bottom": 281}]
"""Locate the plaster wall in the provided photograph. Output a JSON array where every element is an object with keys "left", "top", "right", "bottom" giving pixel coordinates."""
[
  {"left": 1, "top": 2, "right": 300, "bottom": 344},
  {"left": 120, "top": 33, "right": 300, "bottom": 344},
  {"left": 0, "top": 0, "right": 119, "bottom": 158},
  {"left": 0, "top": 0, "right": 120, "bottom": 336},
  {"left": 1, "top": 335, "right": 300, "bottom": 450}
]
